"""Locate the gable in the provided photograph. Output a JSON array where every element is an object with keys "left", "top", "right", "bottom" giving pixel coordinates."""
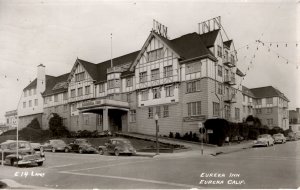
[{"left": 68, "top": 59, "right": 94, "bottom": 84}]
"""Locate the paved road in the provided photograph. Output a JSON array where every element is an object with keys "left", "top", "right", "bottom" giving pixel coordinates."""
[{"left": 0, "top": 140, "right": 299, "bottom": 189}]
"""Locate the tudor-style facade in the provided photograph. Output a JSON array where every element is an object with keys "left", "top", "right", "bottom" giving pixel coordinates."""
[{"left": 13, "top": 18, "right": 289, "bottom": 135}]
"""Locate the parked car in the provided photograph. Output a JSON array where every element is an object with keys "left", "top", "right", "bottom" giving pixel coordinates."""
[
  {"left": 41, "top": 139, "right": 71, "bottom": 153},
  {"left": 68, "top": 139, "right": 98, "bottom": 154},
  {"left": 30, "top": 142, "right": 42, "bottom": 151},
  {"left": 286, "top": 132, "right": 297, "bottom": 141},
  {"left": 272, "top": 133, "right": 286, "bottom": 144},
  {"left": 0, "top": 140, "right": 45, "bottom": 166},
  {"left": 253, "top": 134, "right": 274, "bottom": 147},
  {"left": 99, "top": 138, "right": 136, "bottom": 156}
]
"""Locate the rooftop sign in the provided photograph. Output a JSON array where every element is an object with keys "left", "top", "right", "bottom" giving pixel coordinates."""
[{"left": 152, "top": 19, "right": 168, "bottom": 39}]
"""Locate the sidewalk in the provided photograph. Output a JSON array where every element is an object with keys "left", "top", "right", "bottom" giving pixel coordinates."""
[{"left": 210, "top": 141, "right": 254, "bottom": 156}]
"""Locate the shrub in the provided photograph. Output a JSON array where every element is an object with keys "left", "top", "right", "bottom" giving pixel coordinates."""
[
  {"left": 169, "top": 132, "right": 174, "bottom": 138},
  {"left": 175, "top": 132, "right": 181, "bottom": 139},
  {"left": 182, "top": 132, "right": 189, "bottom": 140},
  {"left": 192, "top": 133, "right": 199, "bottom": 142},
  {"left": 49, "top": 113, "right": 69, "bottom": 137},
  {"left": 26, "top": 118, "right": 41, "bottom": 130},
  {"left": 204, "top": 118, "right": 229, "bottom": 146}
]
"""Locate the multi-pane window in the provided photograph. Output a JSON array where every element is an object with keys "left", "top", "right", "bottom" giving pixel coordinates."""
[
  {"left": 163, "top": 65, "right": 173, "bottom": 77},
  {"left": 217, "top": 65, "right": 222, "bottom": 77},
  {"left": 224, "top": 50, "right": 229, "bottom": 61},
  {"left": 147, "top": 48, "right": 163, "bottom": 62},
  {"left": 267, "top": 119, "right": 273, "bottom": 126},
  {"left": 63, "top": 104, "right": 68, "bottom": 111},
  {"left": 29, "top": 100, "right": 32, "bottom": 107},
  {"left": 213, "top": 102, "right": 220, "bottom": 116},
  {"left": 235, "top": 108, "right": 240, "bottom": 120},
  {"left": 139, "top": 72, "right": 147, "bottom": 83},
  {"left": 152, "top": 88, "right": 160, "bottom": 99},
  {"left": 187, "top": 101, "right": 201, "bottom": 116},
  {"left": 151, "top": 69, "right": 160, "bottom": 81},
  {"left": 156, "top": 106, "right": 161, "bottom": 117},
  {"left": 187, "top": 80, "right": 201, "bottom": 93},
  {"left": 71, "top": 89, "right": 76, "bottom": 98},
  {"left": 108, "top": 80, "right": 114, "bottom": 89},
  {"left": 54, "top": 94, "right": 59, "bottom": 102},
  {"left": 163, "top": 105, "right": 169, "bottom": 117},
  {"left": 126, "top": 77, "right": 133, "bottom": 87},
  {"left": 257, "top": 99, "right": 262, "bottom": 105},
  {"left": 99, "top": 83, "right": 105, "bottom": 93},
  {"left": 85, "top": 85, "right": 90, "bottom": 95},
  {"left": 63, "top": 92, "right": 68, "bottom": 100},
  {"left": 186, "top": 62, "right": 201, "bottom": 74},
  {"left": 34, "top": 99, "right": 38, "bottom": 106},
  {"left": 23, "top": 102, "right": 26, "bottom": 108},
  {"left": 71, "top": 103, "right": 77, "bottom": 112},
  {"left": 217, "top": 45, "right": 222, "bottom": 57},
  {"left": 75, "top": 72, "right": 85, "bottom": 82},
  {"left": 256, "top": 108, "right": 262, "bottom": 114},
  {"left": 130, "top": 110, "right": 136, "bottom": 122},
  {"left": 148, "top": 107, "right": 153, "bottom": 118},
  {"left": 165, "top": 85, "right": 174, "bottom": 97},
  {"left": 218, "top": 83, "right": 223, "bottom": 95},
  {"left": 224, "top": 105, "right": 230, "bottom": 119},
  {"left": 78, "top": 87, "right": 83, "bottom": 96},
  {"left": 231, "top": 54, "right": 235, "bottom": 64},
  {"left": 267, "top": 108, "right": 272, "bottom": 114},
  {"left": 266, "top": 98, "right": 273, "bottom": 105},
  {"left": 141, "top": 90, "right": 149, "bottom": 101}
]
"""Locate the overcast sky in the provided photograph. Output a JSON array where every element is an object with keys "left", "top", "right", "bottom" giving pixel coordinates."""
[{"left": 0, "top": 0, "right": 299, "bottom": 123}]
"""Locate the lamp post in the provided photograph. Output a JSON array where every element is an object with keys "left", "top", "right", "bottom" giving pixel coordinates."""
[
  {"left": 198, "top": 122, "right": 205, "bottom": 155},
  {"left": 154, "top": 113, "right": 159, "bottom": 155}
]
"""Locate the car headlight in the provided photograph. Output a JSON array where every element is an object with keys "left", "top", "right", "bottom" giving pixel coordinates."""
[{"left": 18, "top": 155, "right": 23, "bottom": 160}]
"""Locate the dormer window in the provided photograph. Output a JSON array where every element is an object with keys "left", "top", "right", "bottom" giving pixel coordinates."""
[
  {"left": 75, "top": 72, "right": 85, "bottom": 82},
  {"left": 217, "top": 45, "right": 222, "bottom": 57},
  {"left": 147, "top": 48, "right": 163, "bottom": 62}
]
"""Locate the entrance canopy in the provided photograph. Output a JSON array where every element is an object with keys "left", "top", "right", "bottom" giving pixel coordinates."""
[{"left": 77, "top": 99, "right": 130, "bottom": 113}]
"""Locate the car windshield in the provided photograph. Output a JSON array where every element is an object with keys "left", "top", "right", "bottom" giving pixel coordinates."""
[
  {"left": 5, "top": 142, "right": 31, "bottom": 149},
  {"left": 120, "top": 140, "right": 131, "bottom": 144},
  {"left": 52, "top": 140, "right": 66, "bottom": 145},
  {"left": 258, "top": 134, "right": 268, "bottom": 138},
  {"left": 273, "top": 134, "right": 282, "bottom": 137},
  {"left": 77, "top": 139, "right": 90, "bottom": 144}
]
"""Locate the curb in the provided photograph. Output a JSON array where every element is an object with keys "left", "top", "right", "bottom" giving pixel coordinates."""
[{"left": 210, "top": 145, "right": 253, "bottom": 156}]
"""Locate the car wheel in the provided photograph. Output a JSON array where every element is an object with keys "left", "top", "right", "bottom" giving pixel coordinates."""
[
  {"left": 64, "top": 148, "right": 69, "bottom": 153},
  {"left": 52, "top": 148, "right": 56, "bottom": 153},
  {"left": 37, "top": 162, "right": 43, "bottom": 166},
  {"left": 114, "top": 149, "right": 119, "bottom": 156},
  {"left": 99, "top": 148, "right": 104, "bottom": 155},
  {"left": 79, "top": 148, "right": 83, "bottom": 154}
]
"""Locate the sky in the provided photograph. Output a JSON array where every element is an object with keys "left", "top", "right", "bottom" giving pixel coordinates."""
[{"left": 0, "top": 0, "right": 299, "bottom": 123}]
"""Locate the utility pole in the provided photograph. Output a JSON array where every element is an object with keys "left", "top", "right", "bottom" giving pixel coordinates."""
[{"left": 154, "top": 113, "right": 159, "bottom": 156}]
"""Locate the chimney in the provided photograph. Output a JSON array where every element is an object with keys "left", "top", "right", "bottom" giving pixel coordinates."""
[{"left": 37, "top": 64, "right": 46, "bottom": 93}]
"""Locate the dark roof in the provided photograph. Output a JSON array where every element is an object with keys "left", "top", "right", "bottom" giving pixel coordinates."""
[
  {"left": 250, "top": 86, "right": 289, "bottom": 101},
  {"left": 24, "top": 75, "right": 54, "bottom": 91},
  {"left": 169, "top": 32, "right": 216, "bottom": 60},
  {"left": 77, "top": 59, "right": 98, "bottom": 81},
  {"left": 236, "top": 68, "right": 245, "bottom": 77},
  {"left": 223, "top": 40, "right": 233, "bottom": 48},
  {"left": 198, "top": 29, "right": 220, "bottom": 48},
  {"left": 42, "top": 73, "right": 70, "bottom": 96},
  {"left": 242, "top": 86, "right": 255, "bottom": 97}
]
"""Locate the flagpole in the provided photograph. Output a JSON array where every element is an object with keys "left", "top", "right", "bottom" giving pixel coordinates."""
[{"left": 110, "top": 33, "right": 113, "bottom": 68}]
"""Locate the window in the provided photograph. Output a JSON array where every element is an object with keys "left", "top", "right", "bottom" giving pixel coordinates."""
[
  {"left": 108, "top": 80, "right": 114, "bottom": 89},
  {"left": 29, "top": 100, "right": 32, "bottom": 107},
  {"left": 257, "top": 99, "right": 262, "bottom": 105},
  {"left": 34, "top": 99, "right": 38, "bottom": 106},
  {"left": 267, "top": 119, "right": 273, "bottom": 126},
  {"left": 63, "top": 92, "right": 68, "bottom": 100},
  {"left": 213, "top": 102, "right": 220, "bottom": 116},
  {"left": 130, "top": 110, "right": 136, "bottom": 122},
  {"left": 243, "top": 105, "right": 246, "bottom": 113},
  {"left": 186, "top": 62, "right": 201, "bottom": 74},
  {"left": 218, "top": 83, "right": 223, "bottom": 95},
  {"left": 217, "top": 65, "right": 222, "bottom": 77},
  {"left": 267, "top": 108, "right": 272, "bottom": 114},
  {"left": 126, "top": 77, "right": 133, "bottom": 87},
  {"left": 85, "top": 85, "right": 90, "bottom": 95},
  {"left": 256, "top": 108, "right": 262, "bottom": 114},
  {"left": 75, "top": 72, "right": 85, "bottom": 82},
  {"left": 224, "top": 105, "right": 230, "bottom": 119},
  {"left": 99, "top": 83, "right": 105, "bottom": 93},
  {"left": 151, "top": 69, "right": 160, "bottom": 81},
  {"left": 78, "top": 87, "right": 83, "bottom": 96},
  {"left": 243, "top": 95, "right": 246, "bottom": 102},
  {"left": 141, "top": 90, "right": 149, "bottom": 101},
  {"left": 29, "top": 89, "right": 32, "bottom": 96},
  {"left": 71, "top": 89, "right": 76, "bottom": 98},
  {"left": 54, "top": 94, "right": 59, "bottom": 102},
  {"left": 266, "top": 98, "right": 273, "bottom": 105},
  {"left": 248, "top": 107, "right": 251, "bottom": 114},
  {"left": 63, "top": 104, "right": 68, "bottom": 111},
  {"left": 224, "top": 50, "right": 229, "bottom": 61},
  {"left": 71, "top": 103, "right": 77, "bottom": 112},
  {"left": 33, "top": 88, "right": 36, "bottom": 95},
  {"left": 163, "top": 65, "right": 173, "bottom": 77},
  {"left": 217, "top": 45, "right": 222, "bottom": 57},
  {"left": 139, "top": 72, "right": 147, "bottom": 83},
  {"left": 23, "top": 102, "right": 26, "bottom": 108},
  {"left": 152, "top": 88, "right": 161, "bottom": 99},
  {"left": 165, "top": 85, "right": 174, "bottom": 97},
  {"left": 148, "top": 107, "right": 153, "bottom": 118},
  {"left": 231, "top": 54, "right": 235, "bottom": 64},
  {"left": 163, "top": 105, "right": 169, "bottom": 117},
  {"left": 187, "top": 101, "right": 201, "bottom": 116},
  {"left": 187, "top": 80, "right": 201, "bottom": 93},
  {"left": 235, "top": 108, "right": 240, "bottom": 120},
  {"left": 156, "top": 106, "right": 161, "bottom": 117},
  {"left": 147, "top": 48, "right": 163, "bottom": 62}
]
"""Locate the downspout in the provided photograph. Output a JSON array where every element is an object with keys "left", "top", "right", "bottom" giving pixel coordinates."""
[{"left": 214, "top": 62, "right": 221, "bottom": 117}]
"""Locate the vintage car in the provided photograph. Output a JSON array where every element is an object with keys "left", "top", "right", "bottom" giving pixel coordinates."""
[
  {"left": 272, "top": 133, "right": 286, "bottom": 144},
  {"left": 99, "top": 138, "right": 136, "bottom": 156},
  {"left": 30, "top": 142, "right": 42, "bottom": 151},
  {"left": 0, "top": 140, "right": 45, "bottom": 166},
  {"left": 68, "top": 139, "right": 98, "bottom": 154},
  {"left": 41, "top": 139, "right": 71, "bottom": 153},
  {"left": 253, "top": 134, "right": 275, "bottom": 147}
]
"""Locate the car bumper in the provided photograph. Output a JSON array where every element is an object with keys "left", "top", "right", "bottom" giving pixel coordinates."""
[
  {"left": 253, "top": 142, "right": 268, "bottom": 146},
  {"left": 274, "top": 139, "right": 284, "bottom": 143},
  {"left": 17, "top": 158, "right": 45, "bottom": 165}
]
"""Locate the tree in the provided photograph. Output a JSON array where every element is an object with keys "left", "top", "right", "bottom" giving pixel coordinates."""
[
  {"left": 49, "top": 113, "right": 69, "bottom": 137},
  {"left": 26, "top": 118, "right": 41, "bottom": 129}
]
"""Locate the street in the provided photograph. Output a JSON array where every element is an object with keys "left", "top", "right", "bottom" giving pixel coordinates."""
[{"left": 0, "top": 140, "right": 299, "bottom": 189}]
